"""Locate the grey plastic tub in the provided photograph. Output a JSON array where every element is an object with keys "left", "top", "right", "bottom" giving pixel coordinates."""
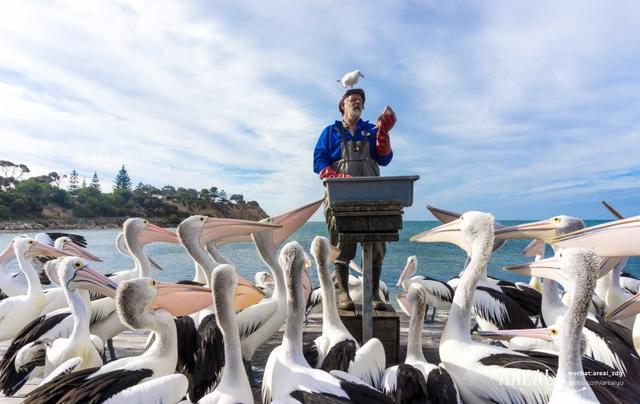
[{"left": 324, "top": 175, "right": 420, "bottom": 207}]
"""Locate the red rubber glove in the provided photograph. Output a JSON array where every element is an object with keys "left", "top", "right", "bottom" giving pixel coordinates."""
[
  {"left": 376, "top": 106, "right": 396, "bottom": 156},
  {"left": 319, "top": 166, "right": 352, "bottom": 179}
]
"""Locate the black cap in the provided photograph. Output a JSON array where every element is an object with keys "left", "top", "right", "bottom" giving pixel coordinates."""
[{"left": 339, "top": 88, "right": 365, "bottom": 114}]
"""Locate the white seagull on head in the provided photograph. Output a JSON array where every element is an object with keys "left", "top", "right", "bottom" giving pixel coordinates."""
[{"left": 337, "top": 69, "right": 364, "bottom": 88}]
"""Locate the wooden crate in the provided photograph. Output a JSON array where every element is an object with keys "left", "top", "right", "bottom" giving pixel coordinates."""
[{"left": 338, "top": 303, "right": 400, "bottom": 366}]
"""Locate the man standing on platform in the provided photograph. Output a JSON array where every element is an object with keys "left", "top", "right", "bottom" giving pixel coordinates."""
[{"left": 313, "top": 88, "right": 396, "bottom": 310}]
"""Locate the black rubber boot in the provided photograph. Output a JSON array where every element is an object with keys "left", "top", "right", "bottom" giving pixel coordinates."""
[
  {"left": 372, "top": 264, "right": 386, "bottom": 310},
  {"left": 335, "top": 263, "right": 355, "bottom": 310}
]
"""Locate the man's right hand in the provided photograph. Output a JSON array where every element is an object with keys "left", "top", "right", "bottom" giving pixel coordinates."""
[{"left": 319, "top": 166, "right": 352, "bottom": 179}]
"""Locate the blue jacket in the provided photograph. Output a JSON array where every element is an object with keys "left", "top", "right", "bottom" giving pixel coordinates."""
[{"left": 313, "top": 119, "right": 393, "bottom": 173}]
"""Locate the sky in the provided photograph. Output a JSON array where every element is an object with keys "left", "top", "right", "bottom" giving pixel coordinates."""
[{"left": 1, "top": 1, "right": 639, "bottom": 221}]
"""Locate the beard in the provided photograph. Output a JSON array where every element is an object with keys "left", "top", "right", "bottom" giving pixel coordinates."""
[{"left": 345, "top": 105, "right": 362, "bottom": 121}]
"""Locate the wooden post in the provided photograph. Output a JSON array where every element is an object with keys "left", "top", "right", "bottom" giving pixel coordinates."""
[{"left": 362, "top": 242, "right": 373, "bottom": 343}]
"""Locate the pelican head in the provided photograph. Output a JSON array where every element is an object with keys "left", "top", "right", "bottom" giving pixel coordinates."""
[
  {"left": 410, "top": 211, "right": 494, "bottom": 255},
  {"left": 178, "top": 215, "right": 280, "bottom": 248},
  {"left": 116, "top": 278, "right": 212, "bottom": 329},
  {"left": 396, "top": 255, "right": 418, "bottom": 288},
  {"left": 54, "top": 237, "right": 102, "bottom": 262},
  {"left": 124, "top": 218, "right": 178, "bottom": 250},
  {"left": 56, "top": 257, "right": 118, "bottom": 297},
  {"left": 495, "top": 215, "right": 585, "bottom": 243},
  {"left": 407, "top": 282, "right": 427, "bottom": 311},
  {"left": 0, "top": 240, "right": 16, "bottom": 263},
  {"left": 551, "top": 215, "right": 640, "bottom": 257},
  {"left": 279, "top": 241, "right": 306, "bottom": 302},
  {"left": 14, "top": 237, "right": 74, "bottom": 260},
  {"left": 310, "top": 236, "right": 339, "bottom": 267},
  {"left": 211, "top": 264, "right": 240, "bottom": 316}
]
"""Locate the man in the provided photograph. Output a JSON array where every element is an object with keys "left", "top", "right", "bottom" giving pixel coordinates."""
[{"left": 313, "top": 88, "right": 396, "bottom": 310}]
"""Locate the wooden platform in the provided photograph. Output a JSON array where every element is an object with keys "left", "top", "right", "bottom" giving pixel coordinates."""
[{"left": 338, "top": 303, "right": 400, "bottom": 365}]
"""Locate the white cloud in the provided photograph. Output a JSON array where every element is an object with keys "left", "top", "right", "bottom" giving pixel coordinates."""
[{"left": 0, "top": 1, "right": 638, "bottom": 220}]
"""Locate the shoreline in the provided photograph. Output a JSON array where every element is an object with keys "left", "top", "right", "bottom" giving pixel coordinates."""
[{"left": 0, "top": 217, "right": 176, "bottom": 232}]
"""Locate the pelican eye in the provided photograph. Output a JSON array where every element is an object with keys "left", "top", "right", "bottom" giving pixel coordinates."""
[
  {"left": 28, "top": 240, "right": 34, "bottom": 245},
  {"left": 151, "top": 280, "right": 157, "bottom": 287},
  {"left": 143, "top": 220, "right": 149, "bottom": 224},
  {"left": 199, "top": 217, "right": 204, "bottom": 221},
  {"left": 553, "top": 217, "right": 561, "bottom": 223},
  {"left": 73, "top": 262, "right": 82, "bottom": 269},
  {"left": 549, "top": 327, "right": 559, "bottom": 336}
]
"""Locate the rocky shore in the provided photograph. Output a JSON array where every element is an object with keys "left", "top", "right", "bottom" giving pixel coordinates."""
[{"left": 0, "top": 217, "right": 164, "bottom": 231}]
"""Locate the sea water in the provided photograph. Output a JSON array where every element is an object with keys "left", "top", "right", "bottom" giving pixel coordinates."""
[{"left": 1, "top": 221, "right": 638, "bottom": 304}]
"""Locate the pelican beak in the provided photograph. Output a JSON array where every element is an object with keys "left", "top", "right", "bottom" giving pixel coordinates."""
[
  {"left": 605, "top": 292, "right": 640, "bottom": 322},
  {"left": 410, "top": 218, "right": 470, "bottom": 254},
  {"left": 63, "top": 242, "right": 102, "bottom": 262},
  {"left": 233, "top": 277, "right": 265, "bottom": 312},
  {"left": 474, "top": 328, "right": 553, "bottom": 342},
  {"left": 327, "top": 245, "right": 341, "bottom": 263},
  {"left": 264, "top": 199, "right": 323, "bottom": 246},
  {"left": 596, "top": 257, "right": 626, "bottom": 279},
  {"left": 396, "top": 291, "right": 412, "bottom": 316},
  {"left": 69, "top": 265, "right": 118, "bottom": 298},
  {"left": 139, "top": 224, "right": 178, "bottom": 245},
  {"left": 303, "top": 267, "right": 313, "bottom": 305},
  {"left": 25, "top": 241, "right": 74, "bottom": 259},
  {"left": 494, "top": 219, "right": 557, "bottom": 241},
  {"left": 148, "top": 255, "right": 165, "bottom": 271},
  {"left": 522, "top": 239, "right": 546, "bottom": 257},
  {"left": 151, "top": 282, "right": 213, "bottom": 316},
  {"left": 427, "top": 205, "right": 461, "bottom": 224},
  {"left": 200, "top": 218, "right": 281, "bottom": 245},
  {"left": 396, "top": 259, "right": 416, "bottom": 288},
  {"left": 504, "top": 256, "right": 566, "bottom": 285},
  {"left": 0, "top": 243, "right": 15, "bottom": 262},
  {"left": 551, "top": 216, "right": 640, "bottom": 257}
]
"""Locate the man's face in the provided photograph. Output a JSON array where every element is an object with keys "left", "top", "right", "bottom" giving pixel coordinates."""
[{"left": 343, "top": 94, "right": 363, "bottom": 120}]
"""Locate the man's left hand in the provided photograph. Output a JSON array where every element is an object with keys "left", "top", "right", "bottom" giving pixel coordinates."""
[{"left": 375, "top": 106, "right": 396, "bottom": 156}]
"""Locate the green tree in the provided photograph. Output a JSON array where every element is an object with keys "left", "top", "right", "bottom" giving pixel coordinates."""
[
  {"left": 113, "top": 165, "right": 132, "bottom": 191},
  {"left": 90, "top": 172, "right": 101, "bottom": 191},
  {"left": 68, "top": 169, "right": 79, "bottom": 191},
  {"left": 81, "top": 177, "right": 87, "bottom": 188}
]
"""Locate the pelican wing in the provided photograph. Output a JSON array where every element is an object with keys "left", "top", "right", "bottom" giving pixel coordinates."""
[
  {"left": 348, "top": 338, "right": 386, "bottom": 389},
  {"left": 236, "top": 298, "right": 278, "bottom": 339},
  {"left": 102, "top": 374, "right": 188, "bottom": 404}
]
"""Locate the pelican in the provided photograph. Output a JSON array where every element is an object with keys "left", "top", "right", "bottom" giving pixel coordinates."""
[
  {"left": 176, "top": 215, "right": 279, "bottom": 400},
  {"left": 240, "top": 200, "right": 322, "bottom": 384},
  {"left": 382, "top": 282, "right": 460, "bottom": 403},
  {"left": 303, "top": 236, "right": 385, "bottom": 388},
  {"left": 261, "top": 241, "right": 393, "bottom": 403},
  {"left": 495, "top": 216, "right": 640, "bottom": 375},
  {"left": 0, "top": 238, "right": 29, "bottom": 298},
  {"left": 427, "top": 205, "right": 543, "bottom": 320},
  {"left": 0, "top": 238, "right": 73, "bottom": 342},
  {"left": 412, "top": 211, "right": 632, "bottom": 403},
  {"left": 33, "top": 258, "right": 116, "bottom": 378},
  {"left": 199, "top": 264, "right": 254, "bottom": 404},
  {"left": 24, "top": 277, "right": 214, "bottom": 403},
  {"left": 412, "top": 225, "right": 536, "bottom": 332},
  {"left": 395, "top": 255, "right": 453, "bottom": 319},
  {"left": 106, "top": 218, "right": 178, "bottom": 285}
]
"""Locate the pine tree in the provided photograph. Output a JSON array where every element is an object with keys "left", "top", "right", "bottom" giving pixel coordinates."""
[
  {"left": 68, "top": 169, "right": 79, "bottom": 191},
  {"left": 91, "top": 172, "right": 101, "bottom": 191},
  {"left": 113, "top": 164, "right": 132, "bottom": 191},
  {"left": 81, "top": 177, "right": 87, "bottom": 188}
]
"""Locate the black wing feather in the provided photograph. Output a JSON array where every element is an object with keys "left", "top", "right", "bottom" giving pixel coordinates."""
[
  {"left": 0, "top": 312, "right": 70, "bottom": 396},
  {"left": 474, "top": 286, "right": 535, "bottom": 329},
  {"left": 393, "top": 363, "right": 429, "bottom": 403},
  {"left": 45, "top": 232, "right": 88, "bottom": 248},
  {"left": 304, "top": 341, "right": 320, "bottom": 368},
  {"left": 189, "top": 313, "right": 225, "bottom": 401},
  {"left": 320, "top": 340, "right": 356, "bottom": 373},
  {"left": 426, "top": 366, "right": 459, "bottom": 404},
  {"left": 24, "top": 367, "right": 153, "bottom": 404}
]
